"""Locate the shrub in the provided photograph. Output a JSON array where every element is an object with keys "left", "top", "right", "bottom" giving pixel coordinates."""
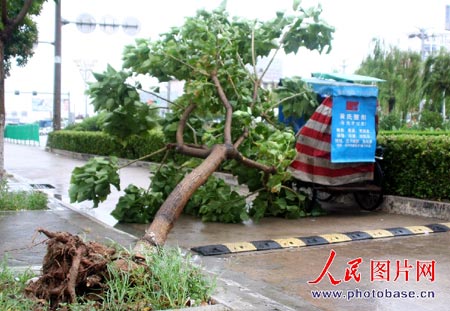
[
  {"left": 47, "top": 130, "right": 166, "bottom": 162},
  {"left": 64, "top": 114, "right": 105, "bottom": 132},
  {"left": 47, "top": 130, "right": 117, "bottom": 156},
  {"left": 379, "top": 113, "right": 402, "bottom": 130},
  {"left": 419, "top": 110, "right": 444, "bottom": 129},
  {"left": 377, "top": 134, "right": 450, "bottom": 201}
]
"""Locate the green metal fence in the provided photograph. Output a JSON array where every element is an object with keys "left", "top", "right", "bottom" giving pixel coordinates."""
[{"left": 4, "top": 123, "right": 40, "bottom": 145}]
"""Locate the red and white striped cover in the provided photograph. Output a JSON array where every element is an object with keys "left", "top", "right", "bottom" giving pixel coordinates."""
[{"left": 288, "top": 97, "right": 374, "bottom": 186}]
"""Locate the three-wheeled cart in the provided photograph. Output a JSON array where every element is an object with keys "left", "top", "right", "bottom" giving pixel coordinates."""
[{"left": 280, "top": 73, "right": 385, "bottom": 211}]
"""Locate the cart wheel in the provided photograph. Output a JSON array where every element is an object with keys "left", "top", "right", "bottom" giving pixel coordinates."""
[
  {"left": 354, "top": 162, "right": 384, "bottom": 211},
  {"left": 354, "top": 191, "right": 383, "bottom": 211},
  {"left": 316, "top": 191, "right": 334, "bottom": 202}
]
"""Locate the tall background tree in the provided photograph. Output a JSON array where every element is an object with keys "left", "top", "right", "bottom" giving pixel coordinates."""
[
  {"left": 69, "top": 1, "right": 334, "bottom": 249},
  {"left": 0, "top": 0, "right": 47, "bottom": 176},
  {"left": 422, "top": 49, "right": 450, "bottom": 118},
  {"left": 356, "top": 39, "right": 423, "bottom": 122}
]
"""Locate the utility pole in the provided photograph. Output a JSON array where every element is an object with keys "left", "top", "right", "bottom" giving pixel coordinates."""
[{"left": 53, "top": 0, "right": 62, "bottom": 131}]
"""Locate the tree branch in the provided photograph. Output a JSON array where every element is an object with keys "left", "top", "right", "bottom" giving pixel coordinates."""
[
  {"left": 251, "top": 28, "right": 260, "bottom": 104},
  {"left": 229, "top": 150, "right": 277, "bottom": 174},
  {"left": 218, "top": 58, "right": 240, "bottom": 99},
  {"left": 118, "top": 147, "right": 168, "bottom": 169},
  {"left": 9, "top": 0, "right": 34, "bottom": 32},
  {"left": 186, "top": 122, "right": 199, "bottom": 145},
  {"left": 211, "top": 72, "right": 233, "bottom": 145},
  {"left": 233, "top": 128, "right": 249, "bottom": 149},
  {"left": 240, "top": 156, "right": 277, "bottom": 174},
  {"left": 1, "top": 0, "right": 7, "bottom": 27},
  {"left": 176, "top": 103, "right": 197, "bottom": 145},
  {"left": 276, "top": 92, "right": 308, "bottom": 107},
  {"left": 260, "top": 112, "right": 277, "bottom": 127},
  {"left": 167, "top": 143, "right": 211, "bottom": 159},
  {"left": 252, "top": 19, "right": 298, "bottom": 105},
  {"left": 137, "top": 86, "right": 178, "bottom": 107},
  {"left": 164, "top": 52, "right": 209, "bottom": 76},
  {"left": 258, "top": 18, "right": 296, "bottom": 85},
  {"left": 236, "top": 51, "right": 256, "bottom": 84}
]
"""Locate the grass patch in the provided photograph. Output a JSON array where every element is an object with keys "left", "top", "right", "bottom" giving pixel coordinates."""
[
  {"left": 0, "top": 259, "right": 38, "bottom": 310},
  {"left": 0, "top": 179, "right": 48, "bottom": 211},
  {"left": 103, "top": 247, "right": 216, "bottom": 310},
  {"left": 1, "top": 245, "right": 216, "bottom": 310}
]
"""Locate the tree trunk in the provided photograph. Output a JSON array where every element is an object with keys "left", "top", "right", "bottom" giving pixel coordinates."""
[
  {"left": 135, "top": 144, "right": 228, "bottom": 251},
  {"left": 0, "top": 116, "right": 4, "bottom": 178},
  {"left": 0, "top": 41, "right": 6, "bottom": 178}
]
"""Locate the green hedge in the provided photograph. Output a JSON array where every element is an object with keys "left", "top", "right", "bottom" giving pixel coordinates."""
[
  {"left": 48, "top": 130, "right": 450, "bottom": 202},
  {"left": 47, "top": 130, "right": 166, "bottom": 162},
  {"left": 380, "top": 130, "right": 450, "bottom": 136},
  {"left": 378, "top": 134, "right": 450, "bottom": 201}
]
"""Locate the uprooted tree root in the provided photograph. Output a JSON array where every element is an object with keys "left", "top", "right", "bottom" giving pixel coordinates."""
[{"left": 25, "top": 228, "right": 140, "bottom": 310}]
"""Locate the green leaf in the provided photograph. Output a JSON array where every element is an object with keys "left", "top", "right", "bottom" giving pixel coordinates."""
[{"left": 68, "top": 157, "right": 120, "bottom": 208}]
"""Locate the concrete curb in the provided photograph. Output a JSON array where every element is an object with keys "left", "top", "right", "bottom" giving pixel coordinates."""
[{"left": 381, "top": 195, "right": 450, "bottom": 221}]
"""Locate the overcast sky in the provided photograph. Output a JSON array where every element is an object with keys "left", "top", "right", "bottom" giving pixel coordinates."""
[{"left": 5, "top": 0, "right": 450, "bottom": 118}]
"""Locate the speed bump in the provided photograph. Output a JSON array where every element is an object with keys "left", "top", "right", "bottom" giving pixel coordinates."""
[
  {"left": 345, "top": 231, "right": 373, "bottom": 240},
  {"left": 191, "top": 222, "right": 450, "bottom": 256},
  {"left": 251, "top": 240, "right": 283, "bottom": 251},
  {"left": 363, "top": 229, "right": 394, "bottom": 239},
  {"left": 223, "top": 242, "right": 257, "bottom": 253},
  {"left": 300, "top": 236, "right": 329, "bottom": 246},
  {"left": 320, "top": 233, "right": 353, "bottom": 244},
  {"left": 404, "top": 225, "right": 434, "bottom": 234},
  {"left": 385, "top": 227, "right": 414, "bottom": 236},
  {"left": 426, "top": 223, "right": 450, "bottom": 232},
  {"left": 273, "top": 238, "right": 306, "bottom": 248}
]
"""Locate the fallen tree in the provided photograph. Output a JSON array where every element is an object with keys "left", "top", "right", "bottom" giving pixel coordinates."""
[{"left": 69, "top": 3, "right": 334, "bottom": 249}]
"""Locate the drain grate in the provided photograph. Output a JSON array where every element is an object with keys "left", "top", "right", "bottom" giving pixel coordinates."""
[{"left": 30, "top": 184, "right": 55, "bottom": 190}]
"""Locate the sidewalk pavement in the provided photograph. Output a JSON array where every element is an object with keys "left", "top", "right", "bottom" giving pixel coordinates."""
[{"left": 2, "top": 141, "right": 450, "bottom": 311}]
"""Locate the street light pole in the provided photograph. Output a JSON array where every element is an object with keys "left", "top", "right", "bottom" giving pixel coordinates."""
[
  {"left": 53, "top": 0, "right": 62, "bottom": 131},
  {"left": 51, "top": 9, "right": 139, "bottom": 126}
]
